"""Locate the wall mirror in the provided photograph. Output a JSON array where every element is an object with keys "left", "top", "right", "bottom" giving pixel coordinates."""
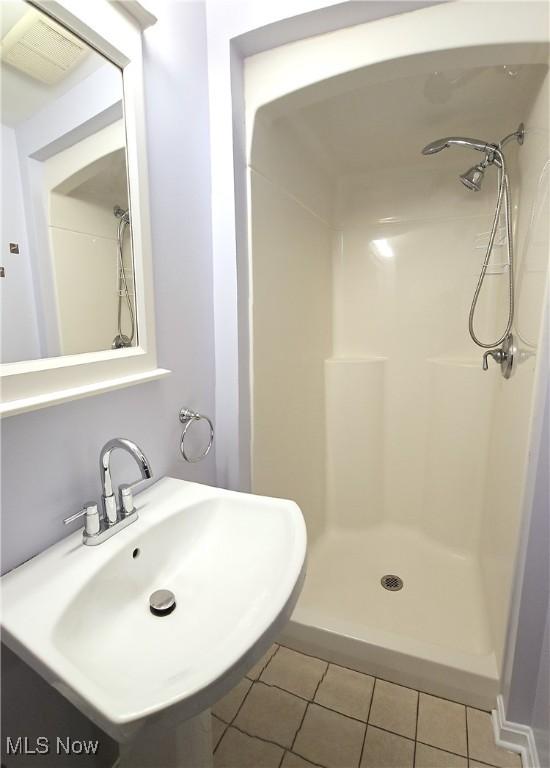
[
  {"left": 0, "top": 0, "right": 167, "bottom": 415},
  {"left": 2, "top": 1, "right": 136, "bottom": 361}
]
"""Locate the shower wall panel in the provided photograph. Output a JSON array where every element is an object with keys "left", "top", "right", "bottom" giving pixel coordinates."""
[
  {"left": 332, "top": 168, "right": 501, "bottom": 554},
  {"left": 44, "top": 120, "right": 128, "bottom": 355},
  {"left": 250, "top": 118, "right": 333, "bottom": 543},
  {"left": 480, "top": 69, "right": 550, "bottom": 668},
  {"left": 325, "top": 357, "right": 385, "bottom": 529},
  {"left": 422, "top": 359, "right": 495, "bottom": 552}
]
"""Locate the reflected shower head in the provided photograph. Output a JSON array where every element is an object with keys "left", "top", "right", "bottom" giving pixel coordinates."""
[
  {"left": 459, "top": 163, "right": 487, "bottom": 192},
  {"left": 113, "top": 205, "right": 130, "bottom": 223},
  {"left": 421, "top": 136, "right": 492, "bottom": 155}
]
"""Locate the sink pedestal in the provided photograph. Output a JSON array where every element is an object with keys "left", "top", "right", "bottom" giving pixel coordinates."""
[{"left": 119, "top": 710, "right": 213, "bottom": 768}]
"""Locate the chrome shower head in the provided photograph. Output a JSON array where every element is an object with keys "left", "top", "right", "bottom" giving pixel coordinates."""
[{"left": 459, "top": 163, "right": 487, "bottom": 192}]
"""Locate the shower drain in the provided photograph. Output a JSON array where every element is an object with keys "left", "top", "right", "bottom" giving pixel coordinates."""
[{"left": 381, "top": 574, "right": 403, "bottom": 591}]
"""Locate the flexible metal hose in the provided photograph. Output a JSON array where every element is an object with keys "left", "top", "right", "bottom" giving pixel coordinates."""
[
  {"left": 468, "top": 147, "right": 514, "bottom": 349},
  {"left": 116, "top": 215, "right": 135, "bottom": 343}
]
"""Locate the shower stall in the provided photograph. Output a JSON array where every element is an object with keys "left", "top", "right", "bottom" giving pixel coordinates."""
[{"left": 243, "top": 3, "right": 549, "bottom": 707}]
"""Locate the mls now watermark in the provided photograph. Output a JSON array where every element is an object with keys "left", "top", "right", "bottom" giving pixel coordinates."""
[{"left": 5, "top": 736, "right": 100, "bottom": 756}]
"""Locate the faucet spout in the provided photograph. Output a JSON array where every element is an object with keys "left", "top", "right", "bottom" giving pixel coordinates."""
[{"left": 99, "top": 438, "right": 152, "bottom": 524}]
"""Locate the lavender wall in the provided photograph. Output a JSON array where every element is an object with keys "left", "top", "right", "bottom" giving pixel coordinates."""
[
  {"left": 1, "top": 1, "right": 215, "bottom": 762},
  {"left": 1, "top": 0, "right": 215, "bottom": 574},
  {"left": 532, "top": 608, "right": 550, "bottom": 768},
  {"left": 506, "top": 382, "right": 550, "bottom": 767}
]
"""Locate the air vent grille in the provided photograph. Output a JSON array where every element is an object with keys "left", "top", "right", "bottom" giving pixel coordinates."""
[{"left": 1, "top": 10, "right": 88, "bottom": 85}]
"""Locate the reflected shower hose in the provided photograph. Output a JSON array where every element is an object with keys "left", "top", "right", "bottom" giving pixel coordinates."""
[
  {"left": 468, "top": 146, "right": 514, "bottom": 349},
  {"left": 116, "top": 214, "right": 135, "bottom": 345}
]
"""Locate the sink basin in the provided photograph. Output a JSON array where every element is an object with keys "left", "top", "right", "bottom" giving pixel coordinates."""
[{"left": 1, "top": 477, "right": 306, "bottom": 751}]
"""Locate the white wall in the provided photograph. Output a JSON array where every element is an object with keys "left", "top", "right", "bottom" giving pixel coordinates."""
[
  {"left": 1, "top": 1, "right": 215, "bottom": 762},
  {"left": 0, "top": 123, "right": 40, "bottom": 363}
]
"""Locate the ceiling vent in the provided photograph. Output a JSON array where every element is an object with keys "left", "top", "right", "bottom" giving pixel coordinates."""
[{"left": 1, "top": 9, "right": 89, "bottom": 85}]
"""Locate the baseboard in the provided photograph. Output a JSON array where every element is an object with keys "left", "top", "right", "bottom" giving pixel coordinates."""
[{"left": 492, "top": 694, "right": 540, "bottom": 768}]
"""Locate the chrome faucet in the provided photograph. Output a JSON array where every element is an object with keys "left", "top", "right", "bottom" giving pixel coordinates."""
[
  {"left": 64, "top": 438, "right": 152, "bottom": 545},
  {"left": 100, "top": 438, "right": 152, "bottom": 524}
]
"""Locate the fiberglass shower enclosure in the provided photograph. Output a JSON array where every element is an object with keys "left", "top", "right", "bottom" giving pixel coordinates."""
[{"left": 244, "top": 3, "right": 550, "bottom": 708}]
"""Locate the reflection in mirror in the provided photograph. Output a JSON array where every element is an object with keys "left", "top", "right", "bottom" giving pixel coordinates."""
[{"left": 1, "top": 0, "right": 137, "bottom": 364}]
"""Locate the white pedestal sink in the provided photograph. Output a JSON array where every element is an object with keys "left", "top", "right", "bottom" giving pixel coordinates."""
[{"left": 1, "top": 478, "right": 307, "bottom": 767}]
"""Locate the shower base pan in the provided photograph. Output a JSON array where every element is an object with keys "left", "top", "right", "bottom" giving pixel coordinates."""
[{"left": 280, "top": 524, "right": 499, "bottom": 709}]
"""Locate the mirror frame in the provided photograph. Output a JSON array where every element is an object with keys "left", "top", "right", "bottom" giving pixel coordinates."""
[{"left": 0, "top": 0, "right": 169, "bottom": 417}]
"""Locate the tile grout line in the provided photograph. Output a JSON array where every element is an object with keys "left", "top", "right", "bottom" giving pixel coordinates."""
[
  {"left": 414, "top": 688, "right": 420, "bottom": 767},
  {"left": 247, "top": 643, "right": 282, "bottom": 683},
  {"left": 213, "top": 674, "right": 257, "bottom": 754},
  {"left": 466, "top": 706, "right": 471, "bottom": 762},
  {"left": 358, "top": 676, "right": 377, "bottom": 768},
  {"left": 211, "top": 716, "right": 228, "bottom": 753},
  {"left": 415, "top": 737, "right": 469, "bottom": 761},
  {"left": 288, "top": 659, "right": 331, "bottom": 767},
  {"left": 230, "top": 722, "right": 293, "bottom": 751},
  {"left": 229, "top": 643, "right": 281, "bottom": 733},
  {"left": 466, "top": 758, "right": 503, "bottom": 768},
  {"left": 257, "top": 677, "right": 380, "bottom": 725},
  {"left": 290, "top": 659, "right": 330, "bottom": 754}
]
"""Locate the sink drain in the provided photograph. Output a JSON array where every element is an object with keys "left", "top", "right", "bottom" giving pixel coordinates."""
[
  {"left": 381, "top": 574, "right": 403, "bottom": 591},
  {"left": 149, "top": 589, "right": 176, "bottom": 616}
]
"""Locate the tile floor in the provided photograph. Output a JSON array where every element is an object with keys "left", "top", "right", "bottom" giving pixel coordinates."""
[{"left": 212, "top": 645, "right": 522, "bottom": 768}]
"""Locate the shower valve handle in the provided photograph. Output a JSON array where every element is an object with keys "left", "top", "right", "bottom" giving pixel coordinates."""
[
  {"left": 482, "top": 348, "right": 505, "bottom": 371},
  {"left": 482, "top": 335, "right": 515, "bottom": 379}
]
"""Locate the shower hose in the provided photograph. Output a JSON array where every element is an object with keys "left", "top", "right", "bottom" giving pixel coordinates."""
[
  {"left": 468, "top": 146, "right": 514, "bottom": 349},
  {"left": 116, "top": 215, "right": 135, "bottom": 344}
]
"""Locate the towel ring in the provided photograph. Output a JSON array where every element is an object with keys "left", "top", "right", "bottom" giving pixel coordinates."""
[{"left": 179, "top": 408, "right": 214, "bottom": 463}]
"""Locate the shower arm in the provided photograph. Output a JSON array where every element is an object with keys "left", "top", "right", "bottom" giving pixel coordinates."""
[{"left": 499, "top": 124, "right": 525, "bottom": 149}]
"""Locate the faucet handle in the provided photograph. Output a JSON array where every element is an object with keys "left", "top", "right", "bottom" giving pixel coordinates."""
[
  {"left": 119, "top": 484, "right": 135, "bottom": 517},
  {"left": 118, "top": 477, "right": 150, "bottom": 517},
  {"left": 64, "top": 502, "right": 101, "bottom": 537}
]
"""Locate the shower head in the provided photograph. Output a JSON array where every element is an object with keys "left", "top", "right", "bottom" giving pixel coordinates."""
[
  {"left": 459, "top": 163, "right": 486, "bottom": 192},
  {"left": 421, "top": 136, "right": 493, "bottom": 155}
]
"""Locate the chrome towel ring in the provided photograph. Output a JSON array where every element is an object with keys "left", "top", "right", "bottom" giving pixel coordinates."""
[{"left": 179, "top": 408, "right": 214, "bottom": 463}]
